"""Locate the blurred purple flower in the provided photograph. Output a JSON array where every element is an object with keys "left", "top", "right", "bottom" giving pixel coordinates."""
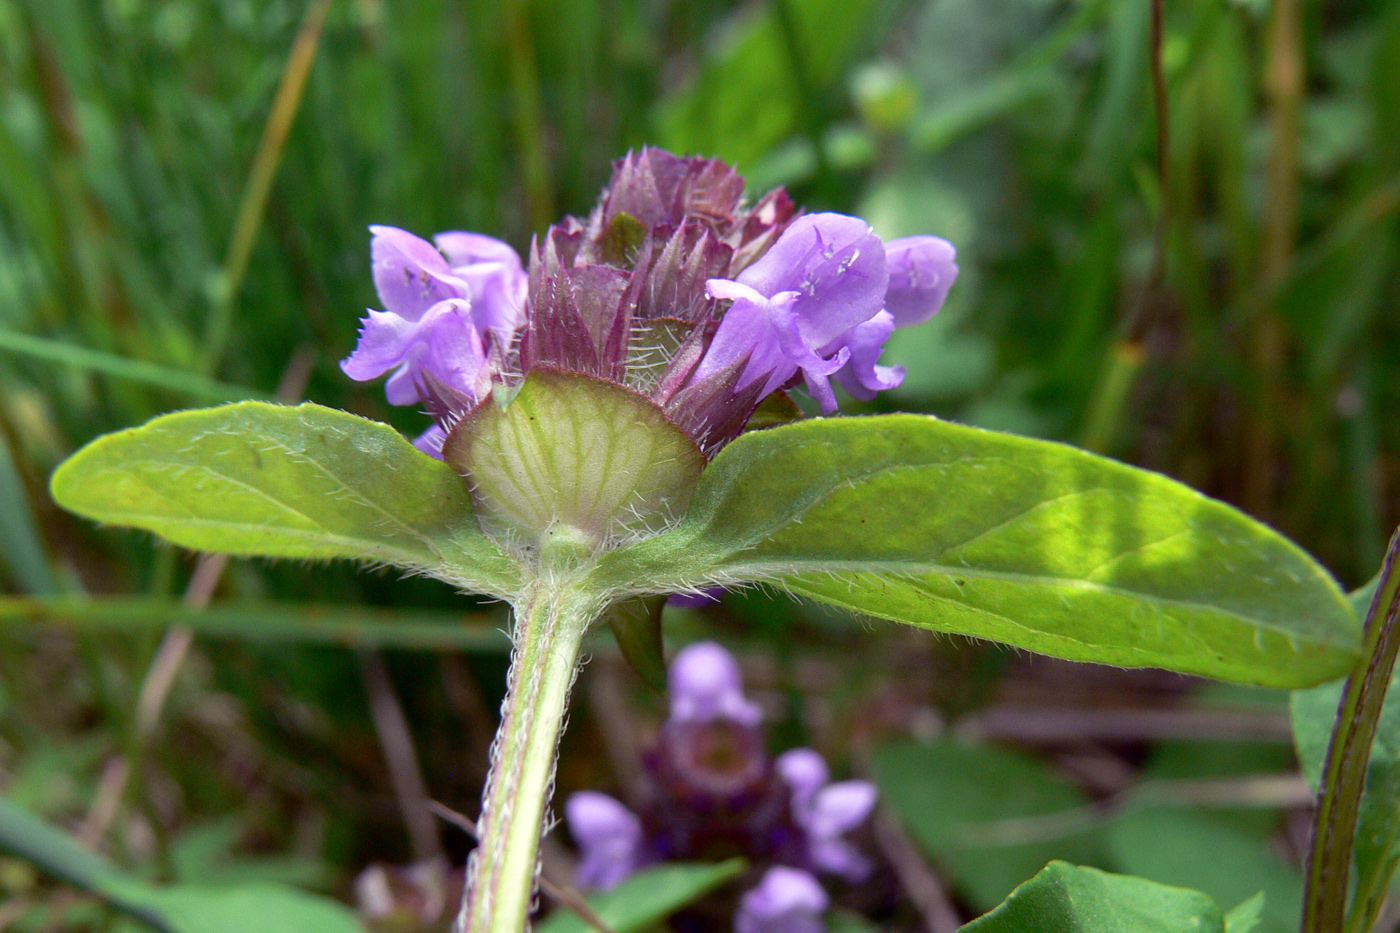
[
  {"left": 668, "top": 641, "right": 762, "bottom": 726},
  {"left": 666, "top": 587, "right": 724, "bottom": 609},
  {"left": 564, "top": 791, "right": 645, "bottom": 890},
  {"left": 776, "top": 749, "right": 878, "bottom": 883},
  {"left": 735, "top": 867, "right": 829, "bottom": 933}
]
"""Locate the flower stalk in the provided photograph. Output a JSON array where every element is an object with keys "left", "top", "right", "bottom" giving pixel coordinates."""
[{"left": 456, "top": 539, "right": 604, "bottom": 933}]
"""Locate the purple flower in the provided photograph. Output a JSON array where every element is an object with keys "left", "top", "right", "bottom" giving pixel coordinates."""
[
  {"left": 564, "top": 791, "right": 645, "bottom": 890},
  {"left": 668, "top": 641, "right": 761, "bottom": 726},
  {"left": 433, "top": 230, "right": 529, "bottom": 341},
  {"left": 693, "top": 218, "right": 960, "bottom": 415},
  {"left": 340, "top": 225, "right": 525, "bottom": 408},
  {"left": 776, "top": 749, "right": 878, "bottom": 883},
  {"left": 693, "top": 214, "right": 888, "bottom": 415},
  {"left": 346, "top": 151, "right": 957, "bottom": 465},
  {"left": 735, "top": 867, "right": 829, "bottom": 933},
  {"left": 883, "top": 235, "right": 958, "bottom": 328}
]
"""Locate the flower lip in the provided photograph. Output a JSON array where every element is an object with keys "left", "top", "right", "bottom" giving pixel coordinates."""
[
  {"left": 565, "top": 791, "right": 644, "bottom": 891},
  {"left": 735, "top": 866, "right": 829, "bottom": 933}
]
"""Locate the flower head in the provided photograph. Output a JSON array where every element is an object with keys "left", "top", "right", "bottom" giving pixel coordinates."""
[
  {"left": 343, "top": 148, "right": 957, "bottom": 461},
  {"left": 564, "top": 641, "right": 876, "bottom": 933}
]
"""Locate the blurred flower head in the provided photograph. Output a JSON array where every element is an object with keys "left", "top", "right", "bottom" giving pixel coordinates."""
[{"left": 564, "top": 641, "right": 878, "bottom": 932}]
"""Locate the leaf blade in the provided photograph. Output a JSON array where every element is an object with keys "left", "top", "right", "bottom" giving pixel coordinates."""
[
  {"left": 958, "top": 861, "right": 1226, "bottom": 933},
  {"left": 605, "top": 415, "right": 1357, "bottom": 686},
  {"left": 50, "top": 402, "right": 520, "bottom": 598}
]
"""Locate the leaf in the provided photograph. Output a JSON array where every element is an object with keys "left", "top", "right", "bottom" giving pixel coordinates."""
[
  {"left": 871, "top": 739, "right": 1104, "bottom": 912},
  {"left": 106, "top": 881, "right": 365, "bottom": 933},
  {"left": 535, "top": 860, "right": 745, "bottom": 933},
  {"left": 0, "top": 795, "right": 364, "bottom": 933},
  {"left": 958, "top": 861, "right": 1226, "bottom": 933},
  {"left": 603, "top": 595, "right": 668, "bottom": 690},
  {"left": 50, "top": 402, "right": 521, "bottom": 598},
  {"left": 603, "top": 415, "right": 1357, "bottom": 687},
  {"left": 1290, "top": 578, "right": 1377, "bottom": 791},
  {"left": 1225, "top": 893, "right": 1267, "bottom": 933},
  {"left": 1107, "top": 809, "right": 1300, "bottom": 933}
]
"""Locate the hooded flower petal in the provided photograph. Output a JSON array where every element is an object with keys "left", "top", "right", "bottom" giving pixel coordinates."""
[
  {"left": 775, "top": 749, "right": 830, "bottom": 811},
  {"left": 433, "top": 230, "right": 528, "bottom": 339},
  {"left": 735, "top": 213, "right": 888, "bottom": 348},
  {"left": 565, "top": 792, "right": 644, "bottom": 891},
  {"left": 369, "top": 225, "right": 470, "bottom": 320},
  {"left": 668, "top": 641, "right": 761, "bottom": 726},
  {"left": 735, "top": 867, "right": 829, "bottom": 933},
  {"left": 883, "top": 235, "right": 958, "bottom": 328}
]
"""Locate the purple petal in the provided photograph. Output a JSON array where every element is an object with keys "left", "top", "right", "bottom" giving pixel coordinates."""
[
  {"left": 668, "top": 641, "right": 761, "bottom": 726},
  {"left": 809, "top": 837, "right": 875, "bottom": 884},
  {"left": 692, "top": 284, "right": 797, "bottom": 397},
  {"left": 340, "top": 299, "right": 486, "bottom": 406},
  {"left": 807, "top": 781, "right": 878, "bottom": 837},
  {"left": 736, "top": 213, "right": 888, "bottom": 348},
  {"left": 565, "top": 792, "right": 643, "bottom": 891},
  {"left": 414, "top": 424, "right": 447, "bottom": 459},
  {"left": 667, "top": 587, "right": 724, "bottom": 609},
  {"left": 776, "top": 748, "right": 830, "bottom": 810},
  {"left": 734, "top": 867, "right": 829, "bottom": 933},
  {"left": 434, "top": 230, "right": 523, "bottom": 269},
  {"left": 831, "top": 310, "right": 904, "bottom": 402},
  {"left": 884, "top": 235, "right": 958, "bottom": 328},
  {"left": 369, "top": 226, "right": 469, "bottom": 320},
  {"left": 341, "top": 309, "right": 420, "bottom": 382},
  {"left": 434, "top": 231, "right": 528, "bottom": 339}
]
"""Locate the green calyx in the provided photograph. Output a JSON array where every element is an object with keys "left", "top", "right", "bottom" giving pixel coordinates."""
[{"left": 442, "top": 369, "right": 707, "bottom": 554}]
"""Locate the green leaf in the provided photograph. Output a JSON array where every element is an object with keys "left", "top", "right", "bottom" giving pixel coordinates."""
[
  {"left": 1107, "top": 809, "right": 1300, "bottom": 933},
  {"left": 535, "top": 860, "right": 745, "bottom": 933},
  {"left": 1225, "top": 893, "right": 1267, "bottom": 933},
  {"left": 603, "top": 595, "right": 668, "bottom": 690},
  {"left": 871, "top": 739, "right": 1104, "bottom": 912},
  {"left": 958, "top": 861, "right": 1226, "bottom": 933},
  {"left": 0, "top": 795, "right": 364, "bottom": 933},
  {"left": 605, "top": 415, "right": 1357, "bottom": 687},
  {"left": 50, "top": 402, "right": 520, "bottom": 598},
  {"left": 111, "top": 882, "right": 364, "bottom": 933}
]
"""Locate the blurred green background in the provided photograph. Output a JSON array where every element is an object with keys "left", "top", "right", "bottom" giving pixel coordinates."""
[{"left": 0, "top": 0, "right": 1397, "bottom": 929}]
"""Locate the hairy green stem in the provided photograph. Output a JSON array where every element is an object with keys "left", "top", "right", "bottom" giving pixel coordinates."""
[
  {"left": 457, "top": 563, "right": 602, "bottom": 933},
  {"left": 1302, "top": 526, "right": 1400, "bottom": 933}
]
